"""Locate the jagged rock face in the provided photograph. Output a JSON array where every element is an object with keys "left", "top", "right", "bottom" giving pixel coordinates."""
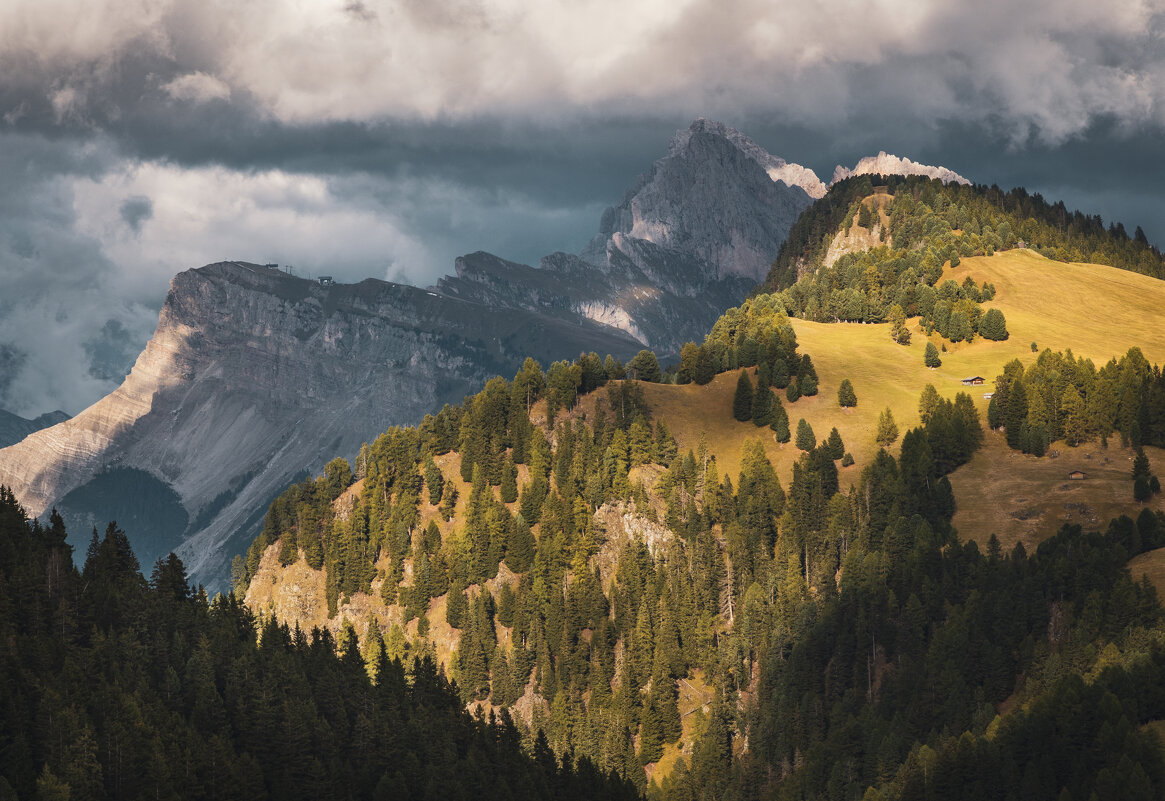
[
  {"left": 832, "top": 152, "right": 970, "bottom": 186},
  {"left": 582, "top": 118, "right": 815, "bottom": 285},
  {"left": 437, "top": 119, "right": 813, "bottom": 355},
  {"left": 0, "top": 262, "right": 642, "bottom": 587}
]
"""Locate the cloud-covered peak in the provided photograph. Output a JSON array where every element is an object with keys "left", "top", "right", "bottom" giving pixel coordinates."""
[
  {"left": 832, "top": 152, "right": 971, "bottom": 186},
  {"left": 672, "top": 119, "right": 827, "bottom": 199}
]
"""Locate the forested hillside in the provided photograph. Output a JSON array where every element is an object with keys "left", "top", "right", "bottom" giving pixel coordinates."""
[
  {"left": 236, "top": 282, "right": 1165, "bottom": 798},
  {"left": 764, "top": 176, "right": 1164, "bottom": 342},
  {"left": 0, "top": 488, "right": 639, "bottom": 801}
]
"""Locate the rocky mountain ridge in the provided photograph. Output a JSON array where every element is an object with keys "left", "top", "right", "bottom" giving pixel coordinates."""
[
  {"left": 0, "top": 262, "right": 642, "bottom": 586},
  {"left": 832, "top": 150, "right": 970, "bottom": 186}
]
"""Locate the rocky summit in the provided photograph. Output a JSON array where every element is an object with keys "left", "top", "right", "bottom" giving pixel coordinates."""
[{"left": 438, "top": 119, "right": 817, "bottom": 355}]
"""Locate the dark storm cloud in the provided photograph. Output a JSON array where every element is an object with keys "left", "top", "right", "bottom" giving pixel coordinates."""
[
  {"left": 0, "top": 0, "right": 1162, "bottom": 417},
  {"left": 119, "top": 196, "right": 153, "bottom": 235}
]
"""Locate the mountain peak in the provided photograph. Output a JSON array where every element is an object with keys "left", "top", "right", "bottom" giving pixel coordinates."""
[
  {"left": 832, "top": 151, "right": 970, "bottom": 186},
  {"left": 670, "top": 118, "right": 827, "bottom": 199}
]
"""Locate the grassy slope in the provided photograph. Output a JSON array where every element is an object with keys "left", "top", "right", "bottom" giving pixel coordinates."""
[{"left": 620, "top": 249, "right": 1165, "bottom": 550}]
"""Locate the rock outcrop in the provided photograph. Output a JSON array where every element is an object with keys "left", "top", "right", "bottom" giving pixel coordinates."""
[
  {"left": 0, "top": 262, "right": 642, "bottom": 586},
  {"left": 832, "top": 152, "right": 970, "bottom": 186}
]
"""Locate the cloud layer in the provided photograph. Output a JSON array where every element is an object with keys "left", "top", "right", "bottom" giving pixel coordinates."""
[{"left": 0, "top": 0, "right": 1162, "bottom": 417}]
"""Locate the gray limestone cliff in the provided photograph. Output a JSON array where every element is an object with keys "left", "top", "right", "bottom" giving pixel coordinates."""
[{"left": 0, "top": 262, "right": 641, "bottom": 587}]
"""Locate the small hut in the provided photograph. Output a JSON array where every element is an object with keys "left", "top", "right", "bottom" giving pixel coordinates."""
[{"left": 1068, "top": 470, "right": 1086, "bottom": 480}]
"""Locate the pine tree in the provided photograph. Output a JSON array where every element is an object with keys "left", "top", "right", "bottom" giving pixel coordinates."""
[
  {"left": 889, "top": 304, "right": 911, "bottom": 345},
  {"left": 505, "top": 514, "right": 535, "bottom": 573},
  {"left": 628, "top": 350, "right": 661, "bottom": 383},
  {"left": 925, "top": 341, "right": 942, "bottom": 368},
  {"left": 500, "top": 453, "right": 518, "bottom": 504},
  {"left": 919, "top": 384, "right": 941, "bottom": 424},
  {"left": 771, "top": 358, "right": 790, "bottom": 389},
  {"left": 795, "top": 419, "right": 816, "bottom": 452},
  {"left": 1006, "top": 380, "right": 1029, "bottom": 450},
  {"left": 876, "top": 408, "right": 899, "bottom": 447},
  {"left": 979, "top": 308, "right": 1009, "bottom": 340},
  {"left": 654, "top": 419, "right": 678, "bottom": 466},
  {"left": 825, "top": 427, "right": 845, "bottom": 460},
  {"left": 798, "top": 355, "right": 819, "bottom": 396},
  {"left": 733, "top": 372, "right": 755, "bottom": 421},
  {"left": 771, "top": 402, "right": 791, "bottom": 443},
  {"left": 786, "top": 377, "right": 801, "bottom": 403},
  {"left": 838, "top": 378, "right": 857, "bottom": 408},
  {"left": 424, "top": 456, "right": 444, "bottom": 505},
  {"left": 446, "top": 582, "right": 468, "bottom": 629},
  {"left": 751, "top": 385, "right": 774, "bottom": 426}
]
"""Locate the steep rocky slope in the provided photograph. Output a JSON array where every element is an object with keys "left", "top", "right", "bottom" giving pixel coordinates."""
[
  {"left": 438, "top": 119, "right": 817, "bottom": 354},
  {"left": 0, "top": 262, "right": 641, "bottom": 585}
]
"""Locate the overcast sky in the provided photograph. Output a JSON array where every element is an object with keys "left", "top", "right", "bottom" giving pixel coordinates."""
[{"left": 1, "top": 0, "right": 1163, "bottom": 417}]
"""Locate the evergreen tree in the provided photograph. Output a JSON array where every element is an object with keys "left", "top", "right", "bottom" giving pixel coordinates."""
[
  {"left": 979, "top": 308, "right": 1009, "bottom": 340},
  {"left": 752, "top": 385, "right": 774, "bottom": 427},
  {"left": 798, "top": 355, "right": 820, "bottom": 396},
  {"left": 771, "top": 402, "right": 791, "bottom": 443},
  {"left": 1006, "top": 380, "right": 1029, "bottom": 450},
  {"left": 825, "top": 427, "right": 845, "bottom": 460},
  {"left": 627, "top": 350, "right": 661, "bottom": 383},
  {"left": 505, "top": 514, "right": 535, "bottom": 573},
  {"left": 838, "top": 378, "right": 857, "bottom": 407},
  {"left": 446, "top": 582, "right": 468, "bottom": 628},
  {"left": 424, "top": 455, "right": 444, "bottom": 505},
  {"left": 500, "top": 453, "right": 518, "bottom": 504},
  {"left": 786, "top": 377, "right": 801, "bottom": 403},
  {"left": 733, "top": 372, "right": 755, "bottom": 422},
  {"left": 876, "top": 408, "right": 899, "bottom": 447},
  {"left": 693, "top": 344, "right": 717, "bottom": 385},
  {"left": 796, "top": 419, "right": 816, "bottom": 452},
  {"left": 654, "top": 419, "right": 678, "bottom": 466},
  {"left": 919, "top": 383, "right": 941, "bottom": 424},
  {"left": 772, "top": 358, "right": 790, "bottom": 389},
  {"left": 925, "top": 341, "right": 942, "bottom": 368}
]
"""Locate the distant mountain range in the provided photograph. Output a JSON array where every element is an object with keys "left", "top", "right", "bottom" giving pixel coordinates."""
[{"left": 0, "top": 409, "right": 69, "bottom": 450}]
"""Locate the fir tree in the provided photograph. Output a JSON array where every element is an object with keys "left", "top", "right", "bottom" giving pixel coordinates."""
[
  {"left": 979, "top": 308, "right": 1009, "bottom": 340},
  {"left": 654, "top": 419, "right": 678, "bottom": 466},
  {"left": 925, "top": 341, "right": 942, "bottom": 368},
  {"left": 505, "top": 514, "right": 535, "bottom": 573},
  {"left": 752, "top": 385, "right": 774, "bottom": 426},
  {"left": 876, "top": 408, "right": 899, "bottom": 447},
  {"left": 733, "top": 372, "right": 755, "bottom": 422},
  {"left": 795, "top": 419, "right": 816, "bottom": 452},
  {"left": 786, "top": 377, "right": 801, "bottom": 403},
  {"left": 838, "top": 378, "right": 857, "bottom": 407},
  {"left": 500, "top": 453, "right": 518, "bottom": 504},
  {"left": 424, "top": 455, "right": 444, "bottom": 505},
  {"left": 825, "top": 427, "right": 845, "bottom": 460},
  {"left": 771, "top": 402, "right": 791, "bottom": 443}
]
